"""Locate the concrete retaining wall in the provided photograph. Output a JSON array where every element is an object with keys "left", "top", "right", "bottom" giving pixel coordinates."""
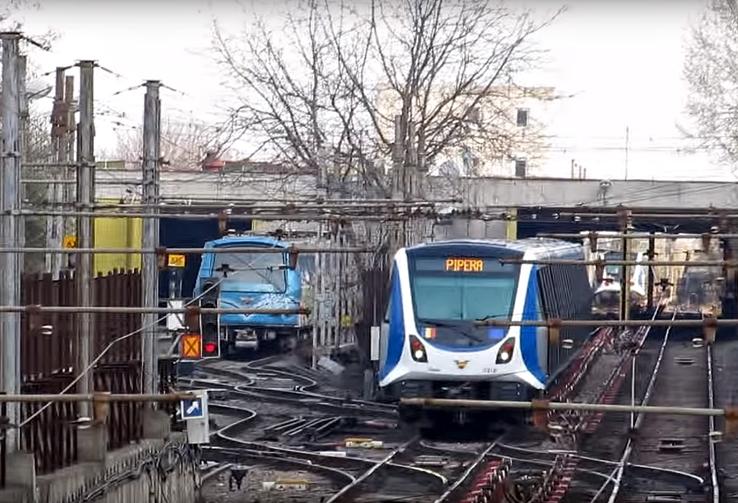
[
  {"left": 0, "top": 433, "right": 200, "bottom": 503},
  {"left": 41, "top": 435, "right": 198, "bottom": 503}
]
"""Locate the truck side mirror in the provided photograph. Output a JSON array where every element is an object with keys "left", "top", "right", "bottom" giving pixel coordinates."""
[{"left": 288, "top": 247, "right": 299, "bottom": 270}]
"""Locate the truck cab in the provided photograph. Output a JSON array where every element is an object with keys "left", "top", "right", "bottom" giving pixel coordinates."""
[{"left": 193, "top": 235, "right": 307, "bottom": 353}]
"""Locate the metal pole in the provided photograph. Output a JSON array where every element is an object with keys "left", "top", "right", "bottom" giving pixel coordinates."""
[
  {"left": 0, "top": 306, "right": 309, "bottom": 314},
  {"left": 142, "top": 80, "right": 161, "bottom": 398},
  {"left": 47, "top": 67, "right": 65, "bottom": 275},
  {"left": 17, "top": 55, "right": 26, "bottom": 274},
  {"left": 76, "top": 60, "right": 95, "bottom": 419},
  {"left": 647, "top": 233, "right": 655, "bottom": 311},
  {"left": 620, "top": 210, "right": 631, "bottom": 323},
  {"left": 630, "top": 356, "right": 635, "bottom": 429},
  {"left": 311, "top": 224, "right": 322, "bottom": 369},
  {"left": 0, "top": 392, "right": 197, "bottom": 403},
  {"left": 15, "top": 209, "right": 425, "bottom": 222},
  {"left": 62, "top": 74, "right": 75, "bottom": 262},
  {"left": 400, "top": 397, "right": 733, "bottom": 418},
  {"left": 502, "top": 258, "right": 738, "bottom": 266},
  {"left": 540, "top": 232, "right": 738, "bottom": 240},
  {"left": 0, "top": 32, "right": 21, "bottom": 451},
  {"left": 0, "top": 245, "right": 375, "bottom": 254}
]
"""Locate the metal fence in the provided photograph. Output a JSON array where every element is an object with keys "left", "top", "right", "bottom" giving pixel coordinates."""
[{"left": 20, "top": 270, "right": 143, "bottom": 474}]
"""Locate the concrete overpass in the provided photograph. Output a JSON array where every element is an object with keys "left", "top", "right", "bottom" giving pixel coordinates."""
[
  {"left": 93, "top": 169, "right": 738, "bottom": 237},
  {"left": 96, "top": 170, "right": 738, "bottom": 209}
]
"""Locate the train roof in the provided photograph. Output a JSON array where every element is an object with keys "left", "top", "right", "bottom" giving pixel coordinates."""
[
  {"left": 204, "top": 235, "right": 288, "bottom": 249},
  {"left": 408, "top": 238, "right": 580, "bottom": 252}
]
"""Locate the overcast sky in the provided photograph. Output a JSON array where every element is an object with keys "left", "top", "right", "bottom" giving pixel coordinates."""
[{"left": 12, "top": 0, "right": 728, "bottom": 181}]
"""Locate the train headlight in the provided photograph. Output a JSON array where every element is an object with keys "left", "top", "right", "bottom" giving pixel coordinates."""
[
  {"left": 409, "top": 335, "right": 428, "bottom": 363},
  {"left": 495, "top": 338, "right": 515, "bottom": 364}
]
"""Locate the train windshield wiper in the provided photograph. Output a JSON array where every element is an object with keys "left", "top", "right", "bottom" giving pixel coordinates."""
[
  {"left": 419, "top": 319, "right": 484, "bottom": 344},
  {"left": 475, "top": 313, "right": 508, "bottom": 322}
]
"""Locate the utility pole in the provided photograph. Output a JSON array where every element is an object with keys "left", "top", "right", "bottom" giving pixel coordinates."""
[
  {"left": 76, "top": 61, "right": 95, "bottom": 419},
  {"left": 0, "top": 32, "right": 22, "bottom": 451},
  {"left": 17, "top": 55, "right": 27, "bottom": 271},
  {"left": 142, "top": 81, "right": 161, "bottom": 397},
  {"left": 619, "top": 209, "right": 632, "bottom": 323},
  {"left": 48, "top": 67, "right": 66, "bottom": 276},
  {"left": 63, "top": 74, "right": 76, "bottom": 270},
  {"left": 624, "top": 126, "right": 630, "bottom": 181},
  {"left": 391, "top": 115, "right": 405, "bottom": 249},
  {"left": 647, "top": 233, "right": 655, "bottom": 311}
]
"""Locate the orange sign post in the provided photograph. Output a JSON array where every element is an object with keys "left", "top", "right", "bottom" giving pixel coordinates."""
[{"left": 181, "top": 333, "right": 202, "bottom": 359}]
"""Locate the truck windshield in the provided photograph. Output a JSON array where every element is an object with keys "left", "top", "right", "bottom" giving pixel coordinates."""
[{"left": 213, "top": 250, "right": 286, "bottom": 291}]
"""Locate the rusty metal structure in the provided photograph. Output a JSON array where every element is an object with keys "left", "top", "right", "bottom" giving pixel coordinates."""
[{"left": 20, "top": 270, "right": 144, "bottom": 474}]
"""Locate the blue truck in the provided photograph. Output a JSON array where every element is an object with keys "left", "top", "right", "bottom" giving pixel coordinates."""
[{"left": 193, "top": 234, "right": 313, "bottom": 355}]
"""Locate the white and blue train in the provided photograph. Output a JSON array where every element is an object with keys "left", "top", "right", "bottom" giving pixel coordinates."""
[{"left": 377, "top": 239, "right": 593, "bottom": 423}]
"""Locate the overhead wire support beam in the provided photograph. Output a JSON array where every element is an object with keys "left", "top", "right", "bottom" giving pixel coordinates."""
[
  {"left": 472, "top": 318, "right": 723, "bottom": 328},
  {"left": 22, "top": 179, "right": 141, "bottom": 185},
  {"left": 0, "top": 392, "right": 198, "bottom": 403},
  {"left": 11, "top": 209, "right": 433, "bottom": 222},
  {"left": 539, "top": 232, "right": 738, "bottom": 240},
  {"left": 400, "top": 398, "right": 738, "bottom": 420},
  {"left": 0, "top": 246, "right": 376, "bottom": 254},
  {"left": 555, "top": 211, "right": 738, "bottom": 220},
  {"left": 25, "top": 201, "right": 448, "bottom": 211},
  {"left": 500, "top": 259, "right": 738, "bottom": 267},
  {"left": 0, "top": 306, "right": 309, "bottom": 314}
]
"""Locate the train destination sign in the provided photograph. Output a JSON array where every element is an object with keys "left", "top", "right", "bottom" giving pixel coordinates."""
[{"left": 445, "top": 257, "right": 484, "bottom": 273}]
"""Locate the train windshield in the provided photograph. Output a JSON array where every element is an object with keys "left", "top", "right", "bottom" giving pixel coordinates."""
[
  {"left": 212, "top": 249, "right": 286, "bottom": 292},
  {"left": 408, "top": 255, "right": 520, "bottom": 347}
]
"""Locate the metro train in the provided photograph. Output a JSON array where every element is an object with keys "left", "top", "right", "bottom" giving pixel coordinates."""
[
  {"left": 591, "top": 251, "right": 648, "bottom": 317},
  {"left": 377, "top": 238, "right": 593, "bottom": 425}
]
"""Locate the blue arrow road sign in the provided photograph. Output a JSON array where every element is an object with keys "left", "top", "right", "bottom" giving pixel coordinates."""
[{"left": 181, "top": 397, "right": 204, "bottom": 420}]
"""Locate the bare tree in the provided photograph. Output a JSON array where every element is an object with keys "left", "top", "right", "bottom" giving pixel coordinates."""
[
  {"left": 113, "top": 119, "right": 223, "bottom": 170},
  {"left": 113, "top": 119, "right": 222, "bottom": 169},
  {"left": 213, "top": 0, "right": 561, "bottom": 197},
  {"left": 684, "top": 0, "right": 738, "bottom": 166}
]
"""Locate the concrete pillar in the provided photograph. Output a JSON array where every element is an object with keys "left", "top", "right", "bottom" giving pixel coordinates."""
[
  {"left": 0, "top": 452, "right": 35, "bottom": 502},
  {"left": 77, "top": 425, "right": 107, "bottom": 463},
  {"left": 143, "top": 408, "right": 171, "bottom": 440}
]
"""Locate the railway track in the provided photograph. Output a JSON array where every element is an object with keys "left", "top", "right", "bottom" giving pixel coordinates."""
[
  {"left": 185, "top": 352, "right": 456, "bottom": 501},
  {"left": 594, "top": 316, "right": 718, "bottom": 503},
  {"left": 437, "top": 313, "right": 665, "bottom": 503},
  {"left": 191, "top": 356, "right": 398, "bottom": 418},
  {"left": 190, "top": 312, "right": 728, "bottom": 502}
]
